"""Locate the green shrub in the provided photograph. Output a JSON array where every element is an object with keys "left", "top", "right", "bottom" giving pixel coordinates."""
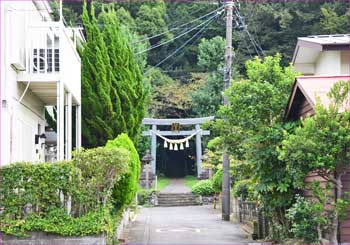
[
  {"left": 0, "top": 147, "right": 130, "bottom": 241},
  {"left": 211, "top": 169, "right": 222, "bottom": 193},
  {"left": 233, "top": 179, "right": 254, "bottom": 201},
  {"left": 106, "top": 133, "right": 141, "bottom": 208},
  {"left": 0, "top": 207, "right": 120, "bottom": 238},
  {"left": 191, "top": 179, "right": 215, "bottom": 196},
  {"left": 73, "top": 147, "right": 130, "bottom": 208},
  {"left": 0, "top": 161, "right": 80, "bottom": 217},
  {"left": 137, "top": 189, "right": 155, "bottom": 205},
  {"left": 286, "top": 196, "right": 320, "bottom": 243}
]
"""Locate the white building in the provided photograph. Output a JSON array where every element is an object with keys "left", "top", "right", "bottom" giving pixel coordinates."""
[
  {"left": 292, "top": 34, "right": 350, "bottom": 76},
  {"left": 1, "top": 1, "right": 83, "bottom": 165}
]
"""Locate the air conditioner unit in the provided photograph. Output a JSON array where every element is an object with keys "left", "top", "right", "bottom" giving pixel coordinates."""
[
  {"left": 10, "top": 48, "right": 26, "bottom": 72},
  {"left": 32, "top": 48, "right": 60, "bottom": 73}
]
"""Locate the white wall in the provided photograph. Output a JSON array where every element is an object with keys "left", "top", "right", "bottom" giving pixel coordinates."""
[
  {"left": 341, "top": 51, "right": 350, "bottom": 75},
  {"left": 1, "top": 1, "right": 48, "bottom": 166},
  {"left": 314, "top": 51, "right": 341, "bottom": 76}
]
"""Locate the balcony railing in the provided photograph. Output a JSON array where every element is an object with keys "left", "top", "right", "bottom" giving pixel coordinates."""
[
  {"left": 15, "top": 21, "right": 82, "bottom": 101},
  {"left": 23, "top": 22, "right": 81, "bottom": 76}
]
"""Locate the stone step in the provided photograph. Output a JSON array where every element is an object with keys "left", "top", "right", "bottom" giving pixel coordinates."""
[
  {"left": 158, "top": 193, "right": 196, "bottom": 197},
  {"left": 157, "top": 192, "right": 201, "bottom": 207},
  {"left": 157, "top": 196, "right": 197, "bottom": 200},
  {"left": 158, "top": 199, "right": 199, "bottom": 203},
  {"left": 158, "top": 202, "right": 201, "bottom": 207}
]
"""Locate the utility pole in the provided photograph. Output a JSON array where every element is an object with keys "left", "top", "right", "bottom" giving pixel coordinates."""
[{"left": 222, "top": 0, "right": 233, "bottom": 221}]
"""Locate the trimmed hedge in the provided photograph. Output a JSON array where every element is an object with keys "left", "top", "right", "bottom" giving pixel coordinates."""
[
  {"left": 0, "top": 147, "right": 130, "bottom": 240},
  {"left": 106, "top": 133, "right": 141, "bottom": 208}
]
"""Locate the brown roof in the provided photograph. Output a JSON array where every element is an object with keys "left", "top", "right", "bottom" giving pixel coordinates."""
[{"left": 285, "top": 75, "right": 350, "bottom": 120}]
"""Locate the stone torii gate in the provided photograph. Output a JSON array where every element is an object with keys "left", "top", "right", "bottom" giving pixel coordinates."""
[{"left": 142, "top": 117, "right": 214, "bottom": 177}]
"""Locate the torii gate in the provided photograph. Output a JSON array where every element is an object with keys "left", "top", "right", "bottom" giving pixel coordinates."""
[{"left": 142, "top": 116, "right": 214, "bottom": 177}]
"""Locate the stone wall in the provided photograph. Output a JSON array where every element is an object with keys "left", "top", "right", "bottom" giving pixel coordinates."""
[{"left": 0, "top": 232, "right": 106, "bottom": 245}]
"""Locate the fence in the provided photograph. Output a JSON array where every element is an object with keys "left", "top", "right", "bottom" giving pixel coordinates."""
[{"left": 235, "top": 199, "right": 269, "bottom": 240}]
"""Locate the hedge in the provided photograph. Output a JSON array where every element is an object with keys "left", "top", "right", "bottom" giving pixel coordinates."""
[
  {"left": 0, "top": 147, "right": 130, "bottom": 241},
  {"left": 106, "top": 133, "right": 141, "bottom": 208}
]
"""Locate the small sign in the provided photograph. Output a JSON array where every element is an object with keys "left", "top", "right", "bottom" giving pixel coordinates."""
[{"left": 171, "top": 123, "right": 181, "bottom": 132}]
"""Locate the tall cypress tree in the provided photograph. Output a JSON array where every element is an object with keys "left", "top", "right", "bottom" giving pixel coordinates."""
[{"left": 81, "top": 2, "right": 146, "bottom": 147}]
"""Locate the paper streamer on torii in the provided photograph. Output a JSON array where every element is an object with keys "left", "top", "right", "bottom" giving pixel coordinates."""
[{"left": 152, "top": 130, "right": 202, "bottom": 151}]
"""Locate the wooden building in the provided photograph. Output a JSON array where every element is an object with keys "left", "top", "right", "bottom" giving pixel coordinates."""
[{"left": 286, "top": 34, "right": 350, "bottom": 243}]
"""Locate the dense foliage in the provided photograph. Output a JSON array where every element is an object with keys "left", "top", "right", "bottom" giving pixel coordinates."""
[
  {"left": 106, "top": 134, "right": 141, "bottom": 208},
  {"left": 0, "top": 147, "right": 130, "bottom": 241},
  {"left": 62, "top": 1, "right": 348, "bottom": 120},
  {"left": 80, "top": 2, "right": 146, "bottom": 147},
  {"left": 191, "top": 179, "right": 215, "bottom": 196}
]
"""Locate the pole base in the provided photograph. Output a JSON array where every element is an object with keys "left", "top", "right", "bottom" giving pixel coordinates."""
[{"left": 222, "top": 214, "right": 230, "bottom": 221}]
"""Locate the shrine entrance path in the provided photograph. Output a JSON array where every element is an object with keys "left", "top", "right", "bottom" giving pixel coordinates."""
[
  {"left": 160, "top": 178, "right": 190, "bottom": 193},
  {"left": 124, "top": 205, "right": 250, "bottom": 244}
]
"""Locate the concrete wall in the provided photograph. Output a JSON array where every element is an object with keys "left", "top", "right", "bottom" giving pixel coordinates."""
[{"left": 1, "top": 232, "right": 106, "bottom": 245}]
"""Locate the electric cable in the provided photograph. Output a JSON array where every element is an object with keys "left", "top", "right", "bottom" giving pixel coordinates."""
[
  {"left": 144, "top": 12, "right": 220, "bottom": 75},
  {"left": 163, "top": 22, "right": 209, "bottom": 71},
  {"left": 132, "top": 6, "right": 224, "bottom": 45},
  {"left": 136, "top": 11, "right": 223, "bottom": 55}
]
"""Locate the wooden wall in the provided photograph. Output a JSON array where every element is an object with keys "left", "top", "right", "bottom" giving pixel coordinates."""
[
  {"left": 340, "top": 166, "right": 350, "bottom": 243},
  {"left": 304, "top": 167, "right": 350, "bottom": 243}
]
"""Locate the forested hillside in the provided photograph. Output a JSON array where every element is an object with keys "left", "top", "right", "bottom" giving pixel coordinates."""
[{"left": 62, "top": 0, "right": 349, "bottom": 119}]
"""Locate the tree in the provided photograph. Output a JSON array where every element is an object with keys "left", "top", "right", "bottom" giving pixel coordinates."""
[
  {"left": 80, "top": 2, "right": 147, "bottom": 147},
  {"left": 191, "top": 36, "right": 225, "bottom": 117},
  {"left": 148, "top": 72, "right": 205, "bottom": 118},
  {"left": 212, "top": 55, "right": 297, "bottom": 241},
  {"left": 197, "top": 36, "right": 225, "bottom": 71},
  {"left": 115, "top": 7, "right": 150, "bottom": 72},
  {"left": 320, "top": 4, "right": 350, "bottom": 34},
  {"left": 220, "top": 54, "right": 295, "bottom": 137},
  {"left": 191, "top": 73, "right": 223, "bottom": 117},
  {"left": 279, "top": 81, "right": 350, "bottom": 244}
]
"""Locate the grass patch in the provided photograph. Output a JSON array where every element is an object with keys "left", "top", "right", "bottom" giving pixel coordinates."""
[
  {"left": 184, "top": 175, "right": 200, "bottom": 188},
  {"left": 157, "top": 176, "right": 170, "bottom": 191}
]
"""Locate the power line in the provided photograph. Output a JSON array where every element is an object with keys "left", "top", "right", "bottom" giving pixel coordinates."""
[
  {"left": 232, "top": 2, "right": 264, "bottom": 58},
  {"left": 132, "top": 6, "right": 224, "bottom": 45},
  {"left": 163, "top": 21, "right": 209, "bottom": 70},
  {"left": 136, "top": 11, "right": 222, "bottom": 55},
  {"left": 166, "top": 4, "right": 217, "bottom": 29},
  {"left": 144, "top": 12, "right": 220, "bottom": 75}
]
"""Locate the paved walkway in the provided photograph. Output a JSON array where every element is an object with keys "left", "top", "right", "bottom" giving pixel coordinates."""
[
  {"left": 124, "top": 205, "right": 250, "bottom": 244},
  {"left": 160, "top": 178, "right": 190, "bottom": 194}
]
